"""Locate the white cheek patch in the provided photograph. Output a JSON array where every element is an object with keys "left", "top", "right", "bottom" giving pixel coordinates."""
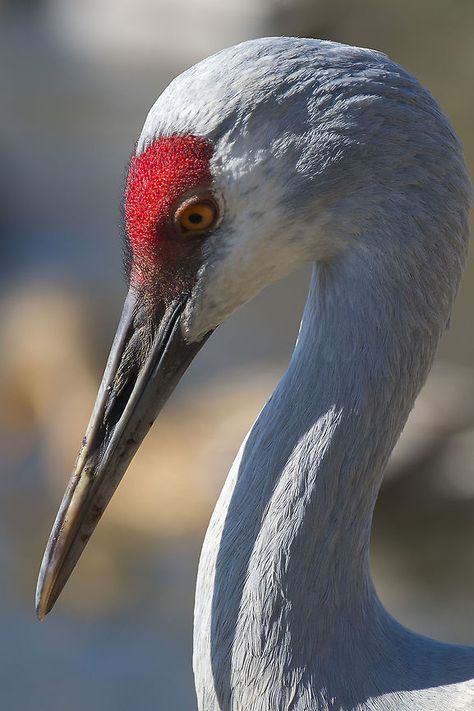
[{"left": 181, "top": 131, "right": 353, "bottom": 342}]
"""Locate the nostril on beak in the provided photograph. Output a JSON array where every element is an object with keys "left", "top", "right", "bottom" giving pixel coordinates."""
[{"left": 103, "top": 370, "right": 138, "bottom": 436}]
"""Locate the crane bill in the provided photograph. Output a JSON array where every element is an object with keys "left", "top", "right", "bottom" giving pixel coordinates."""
[{"left": 35, "top": 288, "right": 211, "bottom": 620}]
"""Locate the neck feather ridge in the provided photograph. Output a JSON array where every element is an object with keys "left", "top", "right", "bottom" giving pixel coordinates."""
[{"left": 239, "top": 249, "right": 443, "bottom": 624}]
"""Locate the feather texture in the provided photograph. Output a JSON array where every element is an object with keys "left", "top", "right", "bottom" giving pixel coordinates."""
[{"left": 135, "top": 37, "right": 473, "bottom": 709}]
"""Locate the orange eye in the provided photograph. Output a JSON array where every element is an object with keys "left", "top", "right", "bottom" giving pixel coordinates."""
[{"left": 175, "top": 199, "right": 218, "bottom": 234}]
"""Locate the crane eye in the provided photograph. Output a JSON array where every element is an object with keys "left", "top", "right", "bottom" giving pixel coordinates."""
[{"left": 175, "top": 198, "right": 218, "bottom": 235}]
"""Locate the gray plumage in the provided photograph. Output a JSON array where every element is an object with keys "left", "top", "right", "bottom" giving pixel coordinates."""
[
  {"left": 180, "top": 39, "right": 472, "bottom": 709},
  {"left": 137, "top": 37, "right": 474, "bottom": 710}
]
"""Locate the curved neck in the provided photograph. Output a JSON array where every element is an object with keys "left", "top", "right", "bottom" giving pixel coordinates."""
[
  {"left": 279, "top": 254, "right": 437, "bottom": 608},
  {"left": 249, "top": 250, "right": 440, "bottom": 617},
  {"left": 195, "top": 244, "right": 450, "bottom": 707}
]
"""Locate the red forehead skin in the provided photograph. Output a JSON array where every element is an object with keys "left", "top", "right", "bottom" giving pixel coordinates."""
[{"left": 125, "top": 136, "right": 213, "bottom": 288}]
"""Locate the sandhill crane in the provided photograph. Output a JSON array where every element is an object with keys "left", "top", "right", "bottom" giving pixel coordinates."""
[{"left": 36, "top": 37, "right": 474, "bottom": 709}]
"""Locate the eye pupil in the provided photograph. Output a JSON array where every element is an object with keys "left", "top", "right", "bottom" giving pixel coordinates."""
[{"left": 175, "top": 197, "right": 218, "bottom": 236}]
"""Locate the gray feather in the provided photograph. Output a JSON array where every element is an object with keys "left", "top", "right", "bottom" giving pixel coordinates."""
[{"left": 138, "top": 37, "right": 473, "bottom": 709}]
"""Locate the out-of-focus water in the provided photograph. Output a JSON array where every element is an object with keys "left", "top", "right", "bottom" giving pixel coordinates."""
[{"left": 1, "top": 550, "right": 199, "bottom": 710}]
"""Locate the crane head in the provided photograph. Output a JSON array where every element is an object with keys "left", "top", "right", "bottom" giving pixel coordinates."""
[{"left": 36, "top": 37, "right": 470, "bottom": 619}]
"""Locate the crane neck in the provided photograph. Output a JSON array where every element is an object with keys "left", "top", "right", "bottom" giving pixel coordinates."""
[
  {"left": 195, "top": 239, "right": 455, "bottom": 707},
  {"left": 249, "top": 247, "right": 441, "bottom": 615}
]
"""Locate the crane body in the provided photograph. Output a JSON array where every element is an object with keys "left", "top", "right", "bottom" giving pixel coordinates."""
[{"left": 36, "top": 38, "right": 474, "bottom": 709}]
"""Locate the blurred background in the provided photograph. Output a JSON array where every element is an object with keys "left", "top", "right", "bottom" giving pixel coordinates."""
[{"left": 0, "top": 1, "right": 473, "bottom": 709}]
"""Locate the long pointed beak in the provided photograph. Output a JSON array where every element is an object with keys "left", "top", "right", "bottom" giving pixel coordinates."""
[{"left": 36, "top": 288, "right": 211, "bottom": 619}]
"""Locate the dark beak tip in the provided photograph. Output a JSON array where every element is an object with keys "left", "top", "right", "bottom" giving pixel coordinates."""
[
  {"left": 35, "top": 581, "right": 49, "bottom": 621},
  {"left": 35, "top": 551, "right": 58, "bottom": 621},
  {"left": 35, "top": 597, "right": 47, "bottom": 622},
  {"left": 36, "top": 581, "right": 60, "bottom": 621}
]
